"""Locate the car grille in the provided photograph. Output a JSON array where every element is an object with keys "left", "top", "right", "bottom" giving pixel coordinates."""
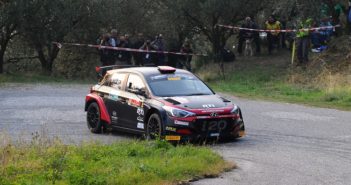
[{"left": 193, "top": 118, "right": 235, "bottom": 136}]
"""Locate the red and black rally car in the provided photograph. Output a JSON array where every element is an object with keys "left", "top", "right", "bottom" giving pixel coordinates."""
[{"left": 85, "top": 66, "right": 245, "bottom": 141}]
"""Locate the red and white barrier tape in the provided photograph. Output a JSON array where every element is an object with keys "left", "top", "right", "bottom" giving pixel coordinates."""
[
  {"left": 216, "top": 24, "right": 340, "bottom": 33},
  {"left": 52, "top": 42, "right": 207, "bottom": 57}
]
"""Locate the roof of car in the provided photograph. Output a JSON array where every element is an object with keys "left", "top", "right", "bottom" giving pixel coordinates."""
[{"left": 107, "top": 67, "right": 192, "bottom": 77}]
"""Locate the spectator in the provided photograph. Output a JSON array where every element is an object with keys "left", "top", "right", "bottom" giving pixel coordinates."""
[
  {"left": 110, "top": 29, "right": 120, "bottom": 47},
  {"left": 99, "top": 33, "right": 114, "bottom": 66},
  {"left": 132, "top": 33, "right": 145, "bottom": 66},
  {"left": 296, "top": 18, "right": 313, "bottom": 65},
  {"left": 152, "top": 34, "right": 166, "bottom": 66},
  {"left": 178, "top": 40, "right": 193, "bottom": 71},
  {"left": 110, "top": 29, "right": 121, "bottom": 63},
  {"left": 237, "top": 17, "right": 261, "bottom": 55},
  {"left": 265, "top": 15, "right": 281, "bottom": 54},
  {"left": 140, "top": 39, "right": 157, "bottom": 65},
  {"left": 118, "top": 34, "right": 132, "bottom": 64},
  {"left": 333, "top": 2, "right": 345, "bottom": 36},
  {"left": 311, "top": 17, "right": 333, "bottom": 52}
]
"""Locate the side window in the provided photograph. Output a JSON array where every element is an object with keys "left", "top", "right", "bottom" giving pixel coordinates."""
[
  {"left": 110, "top": 73, "right": 126, "bottom": 90},
  {"left": 126, "top": 74, "right": 146, "bottom": 92},
  {"left": 102, "top": 75, "right": 111, "bottom": 86}
]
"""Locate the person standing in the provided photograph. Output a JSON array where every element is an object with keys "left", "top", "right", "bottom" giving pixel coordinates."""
[
  {"left": 110, "top": 29, "right": 120, "bottom": 64},
  {"left": 265, "top": 15, "right": 281, "bottom": 54},
  {"left": 99, "top": 33, "right": 114, "bottom": 66},
  {"left": 140, "top": 39, "right": 157, "bottom": 65},
  {"left": 152, "top": 34, "right": 166, "bottom": 66},
  {"left": 178, "top": 40, "right": 193, "bottom": 71},
  {"left": 296, "top": 18, "right": 313, "bottom": 65},
  {"left": 132, "top": 33, "right": 145, "bottom": 66},
  {"left": 237, "top": 17, "right": 261, "bottom": 55},
  {"left": 118, "top": 34, "right": 132, "bottom": 65}
]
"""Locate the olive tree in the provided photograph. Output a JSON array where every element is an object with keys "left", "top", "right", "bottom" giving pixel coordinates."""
[
  {"left": 20, "top": 0, "right": 98, "bottom": 74},
  {"left": 0, "top": 0, "right": 25, "bottom": 73},
  {"left": 166, "top": 0, "right": 264, "bottom": 77}
]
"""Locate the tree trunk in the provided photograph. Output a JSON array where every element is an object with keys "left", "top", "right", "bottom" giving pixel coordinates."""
[
  {"left": 0, "top": 52, "right": 4, "bottom": 74},
  {"left": 211, "top": 29, "right": 226, "bottom": 79},
  {"left": 36, "top": 44, "right": 60, "bottom": 75},
  {"left": 36, "top": 47, "right": 51, "bottom": 74}
]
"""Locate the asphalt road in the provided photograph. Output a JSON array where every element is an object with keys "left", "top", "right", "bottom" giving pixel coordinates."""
[{"left": 1, "top": 84, "right": 350, "bottom": 185}]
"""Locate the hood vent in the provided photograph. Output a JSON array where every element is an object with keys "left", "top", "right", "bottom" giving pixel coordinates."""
[
  {"left": 220, "top": 97, "right": 231, "bottom": 103},
  {"left": 165, "top": 98, "right": 181, "bottom": 105}
]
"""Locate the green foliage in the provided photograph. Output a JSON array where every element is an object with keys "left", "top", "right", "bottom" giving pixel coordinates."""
[
  {"left": 204, "top": 53, "right": 351, "bottom": 111},
  {"left": 0, "top": 141, "right": 232, "bottom": 185}
]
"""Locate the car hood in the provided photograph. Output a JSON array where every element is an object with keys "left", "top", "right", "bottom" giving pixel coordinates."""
[{"left": 160, "top": 95, "right": 232, "bottom": 109}]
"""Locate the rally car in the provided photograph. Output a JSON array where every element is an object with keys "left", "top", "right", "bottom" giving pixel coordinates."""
[{"left": 85, "top": 66, "right": 245, "bottom": 141}]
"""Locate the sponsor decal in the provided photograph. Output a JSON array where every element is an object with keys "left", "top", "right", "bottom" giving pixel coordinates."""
[
  {"left": 197, "top": 116, "right": 208, "bottom": 119},
  {"left": 165, "top": 126, "right": 177, "bottom": 132},
  {"left": 137, "top": 122, "right": 144, "bottom": 129},
  {"left": 111, "top": 111, "right": 118, "bottom": 123},
  {"left": 210, "top": 112, "right": 218, "bottom": 117},
  {"left": 108, "top": 94, "right": 119, "bottom": 101},
  {"left": 150, "top": 74, "right": 195, "bottom": 81},
  {"left": 137, "top": 108, "right": 144, "bottom": 116},
  {"left": 108, "top": 90, "right": 120, "bottom": 101},
  {"left": 137, "top": 116, "right": 144, "bottom": 122},
  {"left": 165, "top": 135, "right": 181, "bottom": 141},
  {"left": 174, "top": 120, "right": 189, "bottom": 126},
  {"left": 201, "top": 109, "right": 225, "bottom": 113},
  {"left": 202, "top": 104, "right": 216, "bottom": 109},
  {"left": 150, "top": 75, "right": 167, "bottom": 80},
  {"left": 167, "top": 77, "right": 181, "bottom": 81},
  {"left": 128, "top": 99, "right": 142, "bottom": 107}
]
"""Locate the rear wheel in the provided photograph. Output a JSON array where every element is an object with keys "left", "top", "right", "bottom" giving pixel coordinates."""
[
  {"left": 87, "top": 102, "right": 102, "bottom": 133},
  {"left": 146, "top": 113, "right": 162, "bottom": 140}
]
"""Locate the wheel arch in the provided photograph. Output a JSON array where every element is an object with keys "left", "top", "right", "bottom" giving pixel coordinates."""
[
  {"left": 85, "top": 94, "right": 111, "bottom": 124},
  {"left": 144, "top": 108, "right": 161, "bottom": 123}
]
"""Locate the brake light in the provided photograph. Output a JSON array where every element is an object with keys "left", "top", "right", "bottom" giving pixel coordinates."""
[
  {"left": 95, "top": 66, "right": 101, "bottom": 73},
  {"left": 158, "top": 66, "right": 176, "bottom": 74},
  {"left": 176, "top": 129, "right": 192, "bottom": 135}
]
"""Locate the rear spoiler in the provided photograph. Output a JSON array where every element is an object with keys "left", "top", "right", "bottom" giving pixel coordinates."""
[{"left": 95, "top": 64, "right": 156, "bottom": 81}]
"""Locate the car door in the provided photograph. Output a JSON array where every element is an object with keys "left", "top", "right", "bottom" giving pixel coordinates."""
[
  {"left": 117, "top": 73, "right": 148, "bottom": 131},
  {"left": 101, "top": 73, "right": 127, "bottom": 126}
]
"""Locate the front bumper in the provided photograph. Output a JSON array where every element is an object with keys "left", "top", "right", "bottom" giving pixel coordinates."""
[{"left": 163, "top": 115, "right": 245, "bottom": 142}]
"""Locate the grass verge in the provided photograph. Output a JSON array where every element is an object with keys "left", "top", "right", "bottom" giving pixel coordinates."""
[
  {"left": 198, "top": 52, "right": 351, "bottom": 111},
  {"left": 0, "top": 140, "right": 234, "bottom": 185}
]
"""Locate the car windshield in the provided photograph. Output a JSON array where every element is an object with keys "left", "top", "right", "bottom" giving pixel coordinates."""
[{"left": 147, "top": 73, "right": 214, "bottom": 97}]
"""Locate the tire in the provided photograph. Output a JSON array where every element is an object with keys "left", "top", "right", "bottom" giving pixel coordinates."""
[
  {"left": 86, "top": 102, "right": 102, "bottom": 134},
  {"left": 146, "top": 113, "right": 162, "bottom": 140}
]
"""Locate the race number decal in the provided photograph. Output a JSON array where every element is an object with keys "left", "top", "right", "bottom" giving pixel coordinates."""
[{"left": 202, "top": 120, "right": 227, "bottom": 132}]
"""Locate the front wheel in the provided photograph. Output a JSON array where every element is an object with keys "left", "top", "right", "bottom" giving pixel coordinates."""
[
  {"left": 86, "top": 102, "right": 102, "bottom": 134},
  {"left": 145, "top": 113, "right": 162, "bottom": 140}
]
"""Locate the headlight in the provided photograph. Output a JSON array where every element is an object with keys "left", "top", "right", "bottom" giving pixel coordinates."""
[
  {"left": 231, "top": 105, "right": 240, "bottom": 115},
  {"left": 163, "top": 106, "right": 196, "bottom": 118}
]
